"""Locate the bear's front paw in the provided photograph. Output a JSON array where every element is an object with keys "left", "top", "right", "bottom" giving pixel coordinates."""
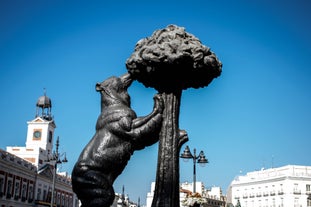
[{"left": 153, "top": 94, "right": 164, "bottom": 114}]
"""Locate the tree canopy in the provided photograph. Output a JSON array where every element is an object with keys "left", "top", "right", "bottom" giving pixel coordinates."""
[{"left": 126, "top": 25, "right": 222, "bottom": 92}]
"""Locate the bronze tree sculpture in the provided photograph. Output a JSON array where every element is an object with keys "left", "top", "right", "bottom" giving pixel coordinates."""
[
  {"left": 72, "top": 73, "right": 164, "bottom": 207},
  {"left": 126, "top": 25, "right": 222, "bottom": 207}
]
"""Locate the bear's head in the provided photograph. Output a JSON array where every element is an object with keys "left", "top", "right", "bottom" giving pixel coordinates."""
[{"left": 96, "top": 73, "right": 133, "bottom": 107}]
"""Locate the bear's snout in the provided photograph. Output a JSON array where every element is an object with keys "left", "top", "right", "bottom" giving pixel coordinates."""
[
  {"left": 95, "top": 82, "right": 102, "bottom": 91},
  {"left": 119, "top": 73, "right": 133, "bottom": 89},
  {"left": 96, "top": 73, "right": 133, "bottom": 92}
]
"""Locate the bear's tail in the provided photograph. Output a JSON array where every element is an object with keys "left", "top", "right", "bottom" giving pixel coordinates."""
[{"left": 72, "top": 167, "right": 114, "bottom": 207}]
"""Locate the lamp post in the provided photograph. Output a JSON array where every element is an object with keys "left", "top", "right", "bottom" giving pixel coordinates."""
[
  {"left": 180, "top": 145, "right": 208, "bottom": 193},
  {"left": 46, "top": 136, "right": 68, "bottom": 207}
]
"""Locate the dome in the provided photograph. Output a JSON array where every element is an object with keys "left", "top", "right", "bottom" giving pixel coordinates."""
[
  {"left": 36, "top": 95, "right": 52, "bottom": 109},
  {"left": 36, "top": 94, "right": 53, "bottom": 121}
]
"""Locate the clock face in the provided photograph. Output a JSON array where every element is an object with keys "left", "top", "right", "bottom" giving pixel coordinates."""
[{"left": 33, "top": 130, "right": 41, "bottom": 139}]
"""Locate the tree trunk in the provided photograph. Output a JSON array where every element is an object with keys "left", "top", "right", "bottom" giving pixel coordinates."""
[{"left": 152, "top": 90, "right": 182, "bottom": 207}]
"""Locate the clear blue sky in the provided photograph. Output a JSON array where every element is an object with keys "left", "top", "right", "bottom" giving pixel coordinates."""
[{"left": 1, "top": 0, "right": 311, "bottom": 205}]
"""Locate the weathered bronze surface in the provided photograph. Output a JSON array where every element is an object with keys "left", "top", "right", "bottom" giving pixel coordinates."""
[
  {"left": 126, "top": 25, "right": 222, "bottom": 207},
  {"left": 72, "top": 73, "right": 164, "bottom": 207}
]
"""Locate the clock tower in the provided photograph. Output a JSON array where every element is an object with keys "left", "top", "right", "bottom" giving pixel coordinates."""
[
  {"left": 25, "top": 93, "right": 56, "bottom": 153},
  {"left": 7, "top": 92, "right": 56, "bottom": 167}
]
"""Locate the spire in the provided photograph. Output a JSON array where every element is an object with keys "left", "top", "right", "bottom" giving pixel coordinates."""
[
  {"left": 36, "top": 88, "right": 53, "bottom": 120},
  {"left": 122, "top": 185, "right": 125, "bottom": 201}
]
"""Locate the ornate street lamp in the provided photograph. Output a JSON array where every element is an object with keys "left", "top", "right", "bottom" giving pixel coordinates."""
[
  {"left": 46, "top": 136, "right": 68, "bottom": 207},
  {"left": 180, "top": 145, "right": 208, "bottom": 193}
]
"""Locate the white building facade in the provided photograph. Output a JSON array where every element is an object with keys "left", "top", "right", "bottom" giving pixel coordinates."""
[
  {"left": 146, "top": 181, "right": 225, "bottom": 207},
  {"left": 227, "top": 165, "right": 311, "bottom": 207}
]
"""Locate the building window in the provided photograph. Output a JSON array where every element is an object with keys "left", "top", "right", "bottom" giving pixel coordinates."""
[
  {"left": 6, "top": 180, "right": 12, "bottom": 198},
  {"left": 294, "top": 198, "right": 299, "bottom": 207},
  {"left": 257, "top": 186, "right": 262, "bottom": 197},
  {"left": 272, "top": 198, "right": 275, "bottom": 207},
  {"left": 69, "top": 196, "right": 73, "bottom": 206},
  {"left": 65, "top": 194, "right": 69, "bottom": 207},
  {"left": 243, "top": 188, "right": 248, "bottom": 198},
  {"left": 57, "top": 193, "right": 61, "bottom": 205},
  {"left": 37, "top": 188, "right": 41, "bottom": 200},
  {"left": 235, "top": 189, "right": 240, "bottom": 199},
  {"left": 307, "top": 184, "right": 311, "bottom": 194},
  {"left": 14, "top": 182, "right": 20, "bottom": 199},
  {"left": 280, "top": 197, "right": 284, "bottom": 207},
  {"left": 294, "top": 183, "right": 301, "bottom": 194},
  {"left": 53, "top": 191, "right": 57, "bottom": 205},
  {"left": 21, "top": 184, "right": 27, "bottom": 201},
  {"left": 307, "top": 195, "right": 311, "bottom": 207},
  {"left": 0, "top": 177, "right": 4, "bottom": 196},
  {"left": 279, "top": 184, "right": 284, "bottom": 195},
  {"left": 264, "top": 186, "right": 269, "bottom": 196},
  {"left": 271, "top": 185, "right": 275, "bottom": 196},
  {"left": 48, "top": 131, "right": 53, "bottom": 143},
  {"left": 28, "top": 185, "right": 33, "bottom": 202},
  {"left": 43, "top": 189, "right": 47, "bottom": 201}
]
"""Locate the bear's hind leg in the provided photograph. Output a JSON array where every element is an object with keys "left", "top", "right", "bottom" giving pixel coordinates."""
[{"left": 72, "top": 170, "right": 115, "bottom": 207}]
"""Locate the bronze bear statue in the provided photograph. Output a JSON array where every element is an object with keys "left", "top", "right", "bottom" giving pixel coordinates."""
[{"left": 72, "top": 73, "right": 164, "bottom": 207}]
